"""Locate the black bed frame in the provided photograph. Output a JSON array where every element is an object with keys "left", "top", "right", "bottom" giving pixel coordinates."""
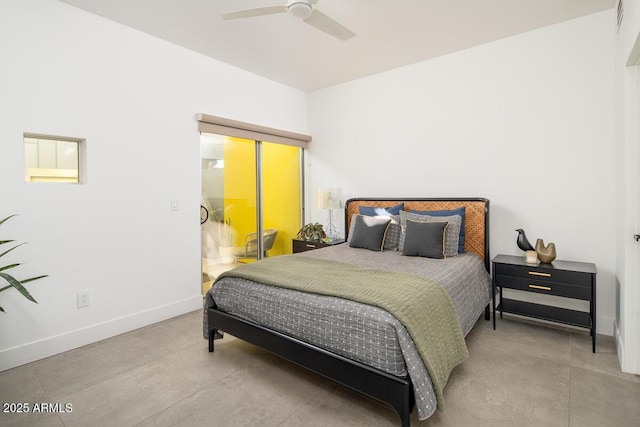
[{"left": 208, "top": 198, "right": 490, "bottom": 426}]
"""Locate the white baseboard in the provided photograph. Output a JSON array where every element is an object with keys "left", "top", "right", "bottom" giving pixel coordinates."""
[
  {"left": 615, "top": 318, "right": 640, "bottom": 375},
  {"left": 615, "top": 321, "right": 624, "bottom": 370},
  {"left": 0, "top": 295, "right": 203, "bottom": 372}
]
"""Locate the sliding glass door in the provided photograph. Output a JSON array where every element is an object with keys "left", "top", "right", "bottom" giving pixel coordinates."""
[
  {"left": 262, "top": 141, "right": 301, "bottom": 258},
  {"left": 200, "top": 133, "right": 302, "bottom": 294}
]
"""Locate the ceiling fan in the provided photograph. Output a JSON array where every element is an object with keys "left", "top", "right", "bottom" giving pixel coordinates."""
[{"left": 222, "top": 0, "right": 356, "bottom": 41}]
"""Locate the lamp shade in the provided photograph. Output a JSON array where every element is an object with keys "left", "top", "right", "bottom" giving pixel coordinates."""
[{"left": 316, "top": 188, "right": 343, "bottom": 209}]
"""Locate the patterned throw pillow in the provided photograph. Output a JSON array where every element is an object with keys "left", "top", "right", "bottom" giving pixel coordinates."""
[
  {"left": 399, "top": 211, "right": 461, "bottom": 257},
  {"left": 383, "top": 221, "right": 402, "bottom": 251}
]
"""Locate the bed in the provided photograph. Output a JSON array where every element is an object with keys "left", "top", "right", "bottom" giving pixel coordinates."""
[{"left": 204, "top": 198, "right": 490, "bottom": 426}]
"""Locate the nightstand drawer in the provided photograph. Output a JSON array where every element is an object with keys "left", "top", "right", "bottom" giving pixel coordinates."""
[
  {"left": 293, "top": 238, "right": 345, "bottom": 253},
  {"left": 494, "top": 275, "right": 591, "bottom": 300},
  {"left": 293, "top": 240, "right": 325, "bottom": 253},
  {"left": 494, "top": 263, "right": 592, "bottom": 288}
]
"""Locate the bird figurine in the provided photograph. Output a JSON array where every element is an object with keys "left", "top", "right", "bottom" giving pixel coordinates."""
[{"left": 515, "top": 229, "right": 535, "bottom": 252}]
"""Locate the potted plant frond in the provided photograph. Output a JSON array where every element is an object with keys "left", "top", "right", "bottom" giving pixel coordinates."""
[
  {"left": 296, "top": 223, "right": 327, "bottom": 242},
  {"left": 0, "top": 214, "right": 47, "bottom": 313}
]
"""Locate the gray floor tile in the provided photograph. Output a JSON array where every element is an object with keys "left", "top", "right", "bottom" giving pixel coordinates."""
[
  {"left": 137, "top": 342, "right": 329, "bottom": 427},
  {"left": 27, "top": 340, "right": 125, "bottom": 401},
  {"left": 57, "top": 343, "right": 212, "bottom": 426},
  {"left": 279, "top": 383, "right": 399, "bottom": 427},
  {"left": 569, "top": 366, "right": 640, "bottom": 427},
  {"left": 0, "top": 363, "right": 65, "bottom": 427},
  {"left": 0, "top": 411, "right": 64, "bottom": 427},
  {"left": 480, "top": 315, "right": 572, "bottom": 363},
  {"left": 439, "top": 341, "right": 570, "bottom": 427},
  {"left": 570, "top": 333, "right": 640, "bottom": 384},
  {"left": 30, "top": 311, "right": 204, "bottom": 401},
  {"left": 3, "top": 309, "right": 640, "bottom": 427},
  {"left": 0, "top": 364, "right": 48, "bottom": 404}
]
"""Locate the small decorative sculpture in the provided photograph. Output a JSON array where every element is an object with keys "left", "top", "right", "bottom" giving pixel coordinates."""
[
  {"left": 515, "top": 229, "right": 534, "bottom": 252},
  {"left": 535, "top": 239, "right": 556, "bottom": 264},
  {"left": 516, "top": 229, "right": 538, "bottom": 264}
]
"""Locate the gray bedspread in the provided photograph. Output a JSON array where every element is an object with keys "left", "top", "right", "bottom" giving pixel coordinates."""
[{"left": 203, "top": 244, "right": 490, "bottom": 420}]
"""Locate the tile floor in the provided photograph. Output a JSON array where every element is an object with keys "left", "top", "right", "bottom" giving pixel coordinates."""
[{"left": 1, "top": 310, "right": 639, "bottom": 427}]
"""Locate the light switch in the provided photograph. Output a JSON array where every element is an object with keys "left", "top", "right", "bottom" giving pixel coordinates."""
[{"left": 170, "top": 198, "right": 179, "bottom": 211}]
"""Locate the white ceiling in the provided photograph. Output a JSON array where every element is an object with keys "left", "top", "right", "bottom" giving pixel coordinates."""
[{"left": 58, "top": 0, "right": 614, "bottom": 92}]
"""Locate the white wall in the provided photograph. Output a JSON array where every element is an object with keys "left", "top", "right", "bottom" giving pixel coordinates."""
[
  {"left": 0, "top": 0, "right": 620, "bottom": 371},
  {"left": 308, "top": 11, "right": 616, "bottom": 334},
  {"left": 0, "top": 0, "right": 307, "bottom": 370}
]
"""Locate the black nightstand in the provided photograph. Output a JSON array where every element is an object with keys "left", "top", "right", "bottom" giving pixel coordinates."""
[
  {"left": 292, "top": 238, "right": 345, "bottom": 253},
  {"left": 492, "top": 254, "right": 597, "bottom": 352}
]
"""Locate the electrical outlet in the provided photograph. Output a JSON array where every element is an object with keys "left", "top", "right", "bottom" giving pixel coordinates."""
[{"left": 77, "top": 290, "right": 90, "bottom": 308}]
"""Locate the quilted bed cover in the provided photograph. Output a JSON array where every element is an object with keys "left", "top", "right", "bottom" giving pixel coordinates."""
[{"left": 203, "top": 244, "right": 490, "bottom": 420}]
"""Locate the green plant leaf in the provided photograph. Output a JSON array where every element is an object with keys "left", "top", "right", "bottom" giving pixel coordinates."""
[
  {"left": 0, "top": 215, "right": 18, "bottom": 227},
  {"left": 0, "top": 275, "right": 47, "bottom": 292},
  {"left": 0, "top": 272, "right": 38, "bottom": 304},
  {"left": 0, "top": 242, "right": 27, "bottom": 259},
  {"left": 0, "top": 214, "right": 46, "bottom": 313},
  {"left": 20, "top": 275, "right": 48, "bottom": 284},
  {"left": 0, "top": 263, "right": 21, "bottom": 272}
]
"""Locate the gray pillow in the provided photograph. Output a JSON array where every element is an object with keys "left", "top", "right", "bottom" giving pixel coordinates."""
[
  {"left": 348, "top": 215, "right": 391, "bottom": 251},
  {"left": 399, "top": 211, "right": 461, "bottom": 257},
  {"left": 402, "top": 220, "right": 448, "bottom": 259},
  {"left": 348, "top": 213, "right": 400, "bottom": 251},
  {"left": 384, "top": 221, "right": 401, "bottom": 251}
]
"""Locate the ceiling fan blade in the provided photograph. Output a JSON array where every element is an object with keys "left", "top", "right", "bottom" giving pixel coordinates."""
[
  {"left": 222, "top": 6, "right": 287, "bottom": 20},
  {"left": 303, "top": 9, "right": 355, "bottom": 41}
]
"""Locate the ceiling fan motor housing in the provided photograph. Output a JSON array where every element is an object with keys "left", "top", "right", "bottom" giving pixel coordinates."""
[{"left": 287, "top": 1, "right": 313, "bottom": 19}]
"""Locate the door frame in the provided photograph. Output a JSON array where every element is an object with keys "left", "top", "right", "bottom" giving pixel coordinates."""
[{"left": 619, "top": 45, "right": 640, "bottom": 374}]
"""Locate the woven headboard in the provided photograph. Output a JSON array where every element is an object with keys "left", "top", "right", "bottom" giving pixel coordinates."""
[{"left": 345, "top": 198, "right": 490, "bottom": 271}]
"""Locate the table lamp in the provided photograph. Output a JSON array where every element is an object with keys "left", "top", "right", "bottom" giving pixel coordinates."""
[{"left": 316, "top": 188, "right": 343, "bottom": 240}]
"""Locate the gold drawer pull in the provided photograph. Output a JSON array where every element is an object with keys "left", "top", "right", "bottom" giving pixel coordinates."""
[
  {"left": 529, "top": 271, "right": 551, "bottom": 277},
  {"left": 305, "top": 244, "right": 317, "bottom": 248},
  {"left": 529, "top": 284, "right": 552, "bottom": 291}
]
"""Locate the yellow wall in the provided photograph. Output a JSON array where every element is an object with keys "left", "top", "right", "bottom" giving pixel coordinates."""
[{"left": 223, "top": 137, "right": 300, "bottom": 256}]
